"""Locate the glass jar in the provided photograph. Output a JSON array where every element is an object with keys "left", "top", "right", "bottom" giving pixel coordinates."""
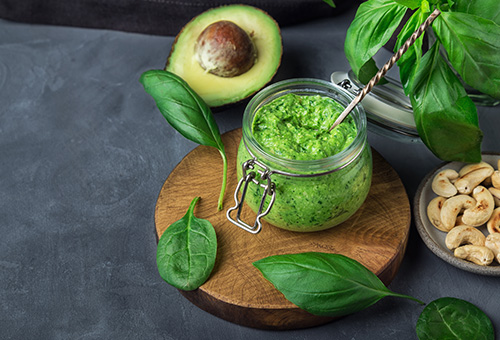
[{"left": 226, "top": 78, "right": 373, "bottom": 233}]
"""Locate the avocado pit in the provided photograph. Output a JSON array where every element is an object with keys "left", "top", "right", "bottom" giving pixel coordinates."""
[{"left": 195, "top": 20, "right": 257, "bottom": 78}]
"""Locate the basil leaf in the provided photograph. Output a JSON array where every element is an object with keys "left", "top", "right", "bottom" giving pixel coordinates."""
[
  {"left": 140, "top": 70, "right": 225, "bottom": 150},
  {"left": 253, "top": 252, "right": 423, "bottom": 317},
  {"left": 432, "top": 11, "right": 500, "bottom": 99},
  {"left": 345, "top": 0, "right": 408, "bottom": 82},
  {"left": 416, "top": 297, "right": 494, "bottom": 340},
  {"left": 453, "top": 0, "right": 500, "bottom": 25},
  {"left": 156, "top": 197, "right": 217, "bottom": 291},
  {"left": 395, "top": 8, "right": 427, "bottom": 95},
  {"left": 140, "top": 70, "right": 228, "bottom": 210},
  {"left": 410, "top": 42, "right": 482, "bottom": 162},
  {"left": 322, "top": 0, "right": 336, "bottom": 8},
  {"left": 394, "top": 0, "right": 422, "bottom": 10}
]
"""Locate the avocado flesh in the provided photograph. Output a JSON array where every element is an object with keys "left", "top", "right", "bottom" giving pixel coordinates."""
[{"left": 166, "top": 5, "right": 282, "bottom": 108}]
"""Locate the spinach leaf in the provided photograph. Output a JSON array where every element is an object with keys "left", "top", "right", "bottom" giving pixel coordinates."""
[
  {"left": 432, "top": 11, "right": 500, "bottom": 99},
  {"left": 344, "top": 0, "right": 408, "bottom": 83},
  {"left": 140, "top": 70, "right": 228, "bottom": 210},
  {"left": 453, "top": 0, "right": 500, "bottom": 25},
  {"left": 253, "top": 252, "right": 423, "bottom": 317},
  {"left": 410, "top": 41, "right": 482, "bottom": 162},
  {"left": 156, "top": 197, "right": 217, "bottom": 291},
  {"left": 416, "top": 297, "right": 494, "bottom": 340},
  {"left": 395, "top": 7, "right": 427, "bottom": 95}
]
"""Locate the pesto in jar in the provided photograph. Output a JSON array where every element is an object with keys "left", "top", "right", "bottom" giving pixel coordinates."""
[
  {"left": 238, "top": 92, "right": 372, "bottom": 232},
  {"left": 252, "top": 93, "right": 357, "bottom": 160}
]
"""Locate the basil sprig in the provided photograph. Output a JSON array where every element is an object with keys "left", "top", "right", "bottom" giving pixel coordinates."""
[
  {"left": 254, "top": 252, "right": 423, "bottom": 317},
  {"left": 140, "top": 70, "right": 228, "bottom": 210},
  {"left": 344, "top": 0, "right": 500, "bottom": 162},
  {"left": 416, "top": 297, "right": 494, "bottom": 340},
  {"left": 156, "top": 197, "right": 217, "bottom": 291}
]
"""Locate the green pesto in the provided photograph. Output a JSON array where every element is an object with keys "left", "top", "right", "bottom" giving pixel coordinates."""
[
  {"left": 238, "top": 93, "right": 372, "bottom": 232},
  {"left": 252, "top": 93, "right": 357, "bottom": 160}
]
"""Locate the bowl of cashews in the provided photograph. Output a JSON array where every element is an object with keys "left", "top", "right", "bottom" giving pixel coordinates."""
[{"left": 414, "top": 153, "right": 500, "bottom": 276}]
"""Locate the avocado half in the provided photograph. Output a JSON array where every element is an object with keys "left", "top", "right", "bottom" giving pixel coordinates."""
[{"left": 165, "top": 5, "right": 282, "bottom": 108}]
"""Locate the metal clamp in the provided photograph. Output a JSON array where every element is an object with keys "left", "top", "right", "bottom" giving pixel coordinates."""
[{"left": 226, "top": 159, "right": 276, "bottom": 234}]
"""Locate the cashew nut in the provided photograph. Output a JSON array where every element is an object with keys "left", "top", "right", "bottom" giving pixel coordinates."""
[
  {"left": 445, "top": 225, "right": 486, "bottom": 250},
  {"left": 454, "top": 167, "right": 494, "bottom": 195},
  {"left": 455, "top": 215, "right": 467, "bottom": 226},
  {"left": 485, "top": 233, "right": 500, "bottom": 264},
  {"left": 461, "top": 186, "right": 495, "bottom": 227},
  {"left": 454, "top": 245, "right": 494, "bottom": 266},
  {"left": 427, "top": 196, "right": 447, "bottom": 231},
  {"left": 487, "top": 207, "right": 500, "bottom": 234},
  {"left": 431, "top": 169, "right": 459, "bottom": 197},
  {"left": 489, "top": 187, "right": 500, "bottom": 207},
  {"left": 458, "top": 161, "right": 494, "bottom": 177},
  {"left": 491, "top": 170, "right": 500, "bottom": 189},
  {"left": 440, "top": 195, "right": 477, "bottom": 232}
]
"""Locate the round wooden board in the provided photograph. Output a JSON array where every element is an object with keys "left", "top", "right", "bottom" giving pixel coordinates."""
[{"left": 155, "top": 128, "right": 411, "bottom": 330}]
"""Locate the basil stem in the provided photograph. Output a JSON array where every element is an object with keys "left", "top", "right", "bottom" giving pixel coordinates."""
[
  {"left": 156, "top": 197, "right": 217, "bottom": 291},
  {"left": 139, "top": 70, "right": 227, "bottom": 210},
  {"left": 416, "top": 297, "right": 494, "bottom": 340},
  {"left": 254, "top": 252, "right": 423, "bottom": 317}
]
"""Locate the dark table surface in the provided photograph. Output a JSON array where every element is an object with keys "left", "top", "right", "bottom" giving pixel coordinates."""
[{"left": 1, "top": 6, "right": 500, "bottom": 339}]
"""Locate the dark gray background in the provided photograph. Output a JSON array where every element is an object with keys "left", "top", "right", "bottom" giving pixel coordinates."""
[{"left": 1, "top": 6, "right": 500, "bottom": 339}]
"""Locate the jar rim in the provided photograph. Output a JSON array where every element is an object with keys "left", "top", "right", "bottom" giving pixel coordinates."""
[{"left": 242, "top": 78, "right": 368, "bottom": 174}]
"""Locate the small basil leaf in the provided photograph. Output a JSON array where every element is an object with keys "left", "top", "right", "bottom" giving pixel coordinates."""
[
  {"left": 253, "top": 252, "right": 423, "bottom": 317},
  {"left": 358, "top": 58, "right": 388, "bottom": 85},
  {"left": 410, "top": 42, "right": 482, "bottom": 162},
  {"left": 156, "top": 197, "right": 217, "bottom": 291},
  {"left": 395, "top": 8, "right": 426, "bottom": 95},
  {"left": 453, "top": 0, "right": 500, "bottom": 25},
  {"left": 139, "top": 69, "right": 225, "bottom": 151},
  {"left": 416, "top": 297, "right": 494, "bottom": 340},
  {"left": 432, "top": 11, "right": 500, "bottom": 99},
  {"left": 345, "top": 0, "right": 407, "bottom": 81}
]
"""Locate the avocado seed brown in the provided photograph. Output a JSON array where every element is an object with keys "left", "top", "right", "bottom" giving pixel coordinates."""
[{"left": 195, "top": 20, "right": 257, "bottom": 78}]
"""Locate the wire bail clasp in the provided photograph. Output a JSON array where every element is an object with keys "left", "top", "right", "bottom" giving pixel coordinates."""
[{"left": 226, "top": 159, "right": 276, "bottom": 234}]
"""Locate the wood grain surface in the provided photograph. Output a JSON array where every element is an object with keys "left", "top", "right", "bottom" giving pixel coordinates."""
[{"left": 154, "top": 128, "right": 411, "bottom": 330}]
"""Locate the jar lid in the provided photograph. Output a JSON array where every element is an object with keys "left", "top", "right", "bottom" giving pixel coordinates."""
[{"left": 330, "top": 70, "right": 421, "bottom": 143}]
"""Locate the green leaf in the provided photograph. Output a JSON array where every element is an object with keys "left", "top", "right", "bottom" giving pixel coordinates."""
[
  {"left": 322, "top": 0, "right": 336, "bottom": 8},
  {"left": 410, "top": 42, "right": 482, "bottom": 162},
  {"left": 357, "top": 58, "right": 388, "bottom": 85},
  {"left": 140, "top": 70, "right": 228, "bottom": 210},
  {"left": 395, "top": 8, "right": 427, "bottom": 95},
  {"left": 452, "top": 0, "right": 500, "bottom": 25},
  {"left": 394, "top": 0, "right": 422, "bottom": 10},
  {"left": 432, "top": 11, "right": 500, "bottom": 99},
  {"left": 416, "top": 297, "right": 494, "bottom": 340},
  {"left": 156, "top": 197, "right": 217, "bottom": 291},
  {"left": 253, "top": 252, "right": 423, "bottom": 317},
  {"left": 345, "top": 0, "right": 408, "bottom": 82},
  {"left": 140, "top": 70, "right": 224, "bottom": 150}
]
